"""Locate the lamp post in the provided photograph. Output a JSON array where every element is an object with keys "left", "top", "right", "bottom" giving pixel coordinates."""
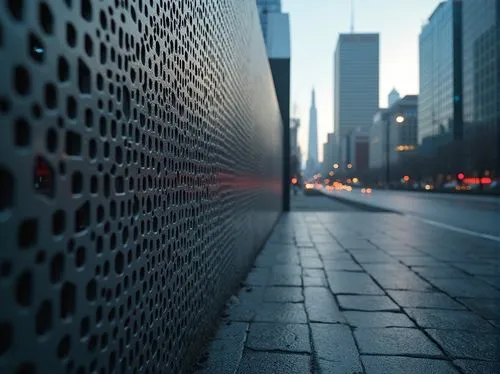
[
  {"left": 385, "top": 117, "right": 390, "bottom": 189},
  {"left": 386, "top": 114, "right": 405, "bottom": 189}
]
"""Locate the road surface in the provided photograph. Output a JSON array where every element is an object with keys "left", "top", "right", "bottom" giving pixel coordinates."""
[{"left": 324, "top": 189, "right": 500, "bottom": 239}]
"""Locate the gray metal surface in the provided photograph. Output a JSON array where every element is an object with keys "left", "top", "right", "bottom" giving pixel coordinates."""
[{"left": 0, "top": 1, "right": 283, "bottom": 373}]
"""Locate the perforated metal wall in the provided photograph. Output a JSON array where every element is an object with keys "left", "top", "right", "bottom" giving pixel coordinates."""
[{"left": 0, "top": 0, "right": 283, "bottom": 373}]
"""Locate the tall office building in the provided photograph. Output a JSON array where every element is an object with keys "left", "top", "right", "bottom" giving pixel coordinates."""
[
  {"left": 462, "top": 0, "right": 499, "bottom": 136},
  {"left": 306, "top": 89, "right": 318, "bottom": 177},
  {"left": 418, "top": 0, "right": 462, "bottom": 151},
  {"left": 256, "top": 0, "right": 282, "bottom": 49},
  {"left": 334, "top": 33, "right": 379, "bottom": 167},
  {"left": 256, "top": 0, "right": 291, "bottom": 208}
]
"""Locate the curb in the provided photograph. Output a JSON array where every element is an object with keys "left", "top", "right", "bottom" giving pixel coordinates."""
[{"left": 321, "top": 191, "right": 401, "bottom": 214}]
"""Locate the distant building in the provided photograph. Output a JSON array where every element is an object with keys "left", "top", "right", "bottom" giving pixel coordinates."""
[
  {"left": 306, "top": 89, "right": 318, "bottom": 178},
  {"left": 369, "top": 109, "right": 388, "bottom": 169},
  {"left": 321, "top": 133, "right": 336, "bottom": 177},
  {"left": 418, "top": 0, "right": 463, "bottom": 150},
  {"left": 334, "top": 33, "right": 379, "bottom": 168},
  {"left": 369, "top": 95, "right": 419, "bottom": 169},
  {"left": 388, "top": 88, "right": 400, "bottom": 107}
]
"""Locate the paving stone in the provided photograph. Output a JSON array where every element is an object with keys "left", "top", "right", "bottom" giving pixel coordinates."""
[
  {"left": 449, "top": 263, "right": 500, "bottom": 276},
  {"left": 236, "top": 351, "right": 311, "bottom": 374},
  {"left": 370, "top": 271, "right": 434, "bottom": 291},
  {"left": 310, "top": 324, "right": 362, "bottom": 373},
  {"left": 405, "top": 308, "right": 495, "bottom": 331},
  {"left": 317, "top": 251, "right": 352, "bottom": 261},
  {"left": 318, "top": 359, "right": 364, "bottom": 374},
  {"left": 453, "top": 359, "right": 500, "bottom": 374},
  {"left": 399, "top": 256, "right": 445, "bottom": 267},
  {"left": 198, "top": 322, "right": 248, "bottom": 374},
  {"left": 313, "top": 235, "right": 334, "bottom": 244},
  {"left": 361, "top": 356, "right": 459, "bottom": 374},
  {"left": 323, "top": 260, "right": 362, "bottom": 271},
  {"left": 327, "top": 271, "right": 385, "bottom": 295},
  {"left": 298, "top": 250, "right": 319, "bottom": 257},
  {"left": 272, "top": 264, "right": 302, "bottom": 275},
  {"left": 245, "top": 269, "right": 270, "bottom": 286},
  {"left": 254, "top": 302, "right": 307, "bottom": 323},
  {"left": 411, "top": 266, "right": 469, "bottom": 279},
  {"left": 304, "top": 287, "right": 344, "bottom": 323},
  {"left": 363, "top": 263, "right": 410, "bottom": 275},
  {"left": 355, "top": 328, "right": 443, "bottom": 356},
  {"left": 428, "top": 278, "right": 500, "bottom": 298},
  {"left": 339, "top": 239, "right": 377, "bottom": 249},
  {"left": 228, "top": 287, "right": 265, "bottom": 322},
  {"left": 303, "top": 268, "right": 325, "bottom": 278},
  {"left": 255, "top": 252, "right": 300, "bottom": 266},
  {"left": 387, "top": 290, "right": 465, "bottom": 310},
  {"left": 427, "top": 329, "right": 500, "bottom": 360},
  {"left": 479, "top": 276, "right": 500, "bottom": 289},
  {"left": 458, "top": 298, "right": 500, "bottom": 322},
  {"left": 337, "top": 295, "right": 399, "bottom": 311},
  {"left": 269, "top": 272, "right": 302, "bottom": 286},
  {"left": 302, "top": 274, "right": 328, "bottom": 287},
  {"left": 350, "top": 252, "right": 396, "bottom": 264},
  {"left": 246, "top": 323, "right": 310, "bottom": 353},
  {"left": 301, "top": 257, "right": 323, "bottom": 268},
  {"left": 344, "top": 311, "right": 415, "bottom": 327},
  {"left": 263, "top": 287, "right": 303, "bottom": 303}
]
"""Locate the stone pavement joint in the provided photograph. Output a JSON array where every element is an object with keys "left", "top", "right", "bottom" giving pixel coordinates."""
[{"left": 196, "top": 211, "right": 500, "bottom": 373}]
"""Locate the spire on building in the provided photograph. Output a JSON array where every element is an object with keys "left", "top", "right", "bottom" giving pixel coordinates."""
[
  {"left": 306, "top": 87, "right": 319, "bottom": 178},
  {"left": 350, "top": 0, "right": 355, "bottom": 33},
  {"left": 388, "top": 88, "right": 401, "bottom": 107}
]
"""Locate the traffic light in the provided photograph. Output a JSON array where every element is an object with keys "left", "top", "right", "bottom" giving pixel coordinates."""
[{"left": 456, "top": 172, "right": 465, "bottom": 181}]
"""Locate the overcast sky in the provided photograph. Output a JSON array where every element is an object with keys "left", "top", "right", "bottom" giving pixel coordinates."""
[{"left": 281, "top": 0, "right": 442, "bottom": 161}]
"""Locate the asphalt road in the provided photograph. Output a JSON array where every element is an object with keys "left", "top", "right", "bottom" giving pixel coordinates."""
[{"left": 324, "top": 189, "right": 500, "bottom": 239}]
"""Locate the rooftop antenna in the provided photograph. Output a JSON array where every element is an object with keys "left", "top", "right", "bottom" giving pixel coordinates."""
[{"left": 350, "top": 0, "right": 355, "bottom": 33}]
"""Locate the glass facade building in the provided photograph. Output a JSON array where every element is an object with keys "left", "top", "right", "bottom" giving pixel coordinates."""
[
  {"left": 462, "top": 0, "right": 499, "bottom": 135},
  {"left": 256, "top": 0, "right": 282, "bottom": 47},
  {"left": 418, "top": 1, "right": 462, "bottom": 148}
]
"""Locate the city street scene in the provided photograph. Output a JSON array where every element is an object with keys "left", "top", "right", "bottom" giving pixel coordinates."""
[{"left": 0, "top": 0, "right": 499, "bottom": 374}]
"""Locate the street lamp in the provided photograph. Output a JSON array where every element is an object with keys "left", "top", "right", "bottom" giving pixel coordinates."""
[
  {"left": 333, "top": 163, "right": 339, "bottom": 169},
  {"left": 347, "top": 163, "right": 353, "bottom": 169},
  {"left": 395, "top": 115, "right": 405, "bottom": 124}
]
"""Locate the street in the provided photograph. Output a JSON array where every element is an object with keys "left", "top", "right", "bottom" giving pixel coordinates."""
[{"left": 323, "top": 189, "right": 500, "bottom": 240}]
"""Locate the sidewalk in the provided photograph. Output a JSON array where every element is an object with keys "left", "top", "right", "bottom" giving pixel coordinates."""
[{"left": 196, "top": 210, "right": 500, "bottom": 374}]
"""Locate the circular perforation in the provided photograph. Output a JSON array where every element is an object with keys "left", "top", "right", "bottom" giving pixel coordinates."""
[{"left": 0, "top": 1, "right": 282, "bottom": 373}]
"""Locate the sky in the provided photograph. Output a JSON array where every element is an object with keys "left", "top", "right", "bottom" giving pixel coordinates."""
[{"left": 281, "top": 0, "right": 442, "bottom": 162}]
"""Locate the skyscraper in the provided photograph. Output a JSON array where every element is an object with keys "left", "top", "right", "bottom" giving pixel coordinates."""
[
  {"left": 418, "top": 0, "right": 462, "bottom": 149},
  {"left": 256, "top": 0, "right": 282, "bottom": 49},
  {"left": 334, "top": 33, "right": 379, "bottom": 167},
  {"left": 306, "top": 89, "right": 318, "bottom": 177},
  {"left": 462, "top": 0, "right": 499, "bottom": 137},
  {"left": 256, "top": 0, "right": 291, "bottom": 209}
]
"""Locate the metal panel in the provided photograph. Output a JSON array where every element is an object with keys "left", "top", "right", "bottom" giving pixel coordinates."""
[{"left": 0, "top": 0, "right": 283, "bottom": 373}]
